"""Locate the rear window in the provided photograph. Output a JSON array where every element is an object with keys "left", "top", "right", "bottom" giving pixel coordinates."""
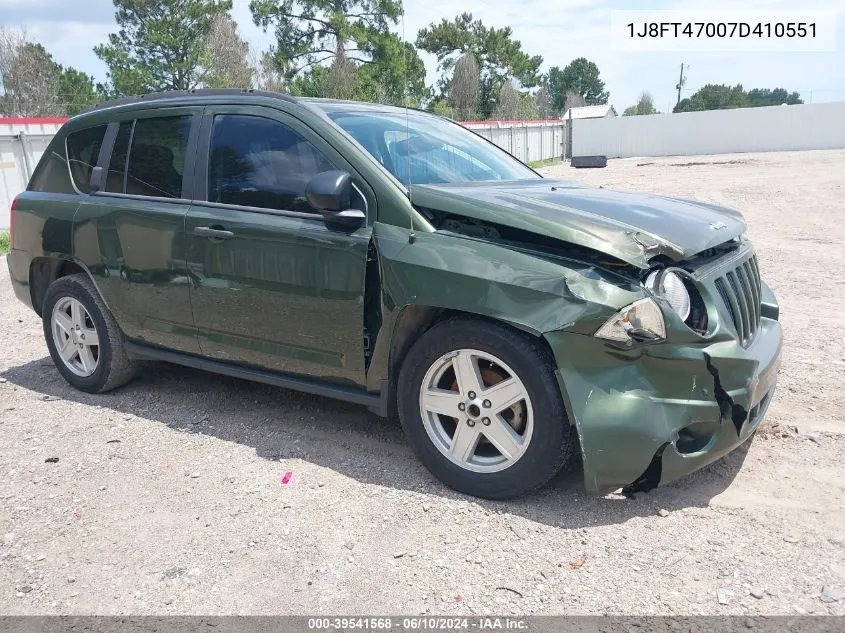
[
  {"left": 66, "top": 125, "right": 108, "bottom": 191},
  {"left": 125, "top": 116, "right": 191, "bottom": 198},
  {"left": 29, "top": 145, "right": 74, "bottom": 194}
]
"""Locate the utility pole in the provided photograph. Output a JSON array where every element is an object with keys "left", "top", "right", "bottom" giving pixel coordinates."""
[{"left": 675, "top": 63, "right": 686, "bottom": 110}]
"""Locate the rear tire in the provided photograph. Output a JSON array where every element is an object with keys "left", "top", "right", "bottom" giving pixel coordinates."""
[
  {"left": 398, "top": 318, "right": 573, "bottom": 499},
  {"left": 42, "top": 273, "right": 136, "bottom": 394}
]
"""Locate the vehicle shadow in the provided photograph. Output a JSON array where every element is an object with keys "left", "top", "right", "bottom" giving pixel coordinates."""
[{"left": 1, "top": 357, "right": 753, "bottom": 530}]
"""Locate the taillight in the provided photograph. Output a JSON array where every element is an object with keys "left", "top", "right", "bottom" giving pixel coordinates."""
[{"left": 9, "top": 196, "right": 18, "bottom": 249}]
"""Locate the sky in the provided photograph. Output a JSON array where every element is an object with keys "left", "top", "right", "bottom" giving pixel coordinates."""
[{"left": 2, "top": 0, "right": 844, "bottom": 113}]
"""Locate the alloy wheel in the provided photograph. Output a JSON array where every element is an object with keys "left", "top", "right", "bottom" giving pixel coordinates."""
[
  {"left": 418, "top": 349, "right": 534, "bottom": 473},
  {"left": 51, "top": 297, "right": 100, "bottom": 377}
]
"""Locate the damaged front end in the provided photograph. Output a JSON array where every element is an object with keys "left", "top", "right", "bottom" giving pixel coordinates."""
[{"left": 544, "top": 239, "right": 782, "bottom": 494}]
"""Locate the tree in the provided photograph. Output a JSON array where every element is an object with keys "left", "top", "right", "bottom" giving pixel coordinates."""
[
  {"left": 1, "top": 27, "right": 107, "bottom": 116},
  {"left": 518, "top": 92, "right": 539, "bottom": 120},
  {"left": 203, "top": 13, "right": 253, "bottom": 88},
  {"left": 254, "top": 51, "right": 286, "bottom": 92},
  {"left": 448, "top": 53, "right": 479, "bottom": 120},
  {"left": 58, "top": 68, "right": 108, "bottom": 116},
  {"left": 534, "top": 85, "right": 552, "bottom": 118},
  {"left": 623, "top": 92, "right": 658, "bottom": 116},
  {"left": 288, "top": 32, "right": 427, "bottom": 106},
  {"left": 95, "top": 0, "right": 233, "bottom": 95},
  {"left": 546, "top": 66, "right": 566, "bottom": 113},
  {"left": 747, "top": 88, "right": 802, "bottom": 107},
  {"left": 674, "top": 83, "right": 746, "bottom": 112},
  {"left": 416, "top": 13, "right": 542, "bottom": 116},
  {"left": 548, "top": 57, "right": 608, "bottom": 110},
  {"left": 563, "top": 90, "right": 585, "bottom": 114},
  {"left": 250, "top": 0, "right": 402, "bottom": 82},
  {"left": 357, "top": 32, "right": 428, "bottom": 106},
  {"left": 493, "top": 81, "right": 520, "bottom": 120},
  {"left": 0, "top": 28, "right": 60, "bottom": 116}
]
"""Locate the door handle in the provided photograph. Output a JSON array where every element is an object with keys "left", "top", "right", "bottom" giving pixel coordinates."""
[{"left": 194, "top": 226, "right": 234, "bottom": 240}]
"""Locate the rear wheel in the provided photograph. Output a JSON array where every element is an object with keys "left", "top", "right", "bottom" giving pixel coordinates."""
[
  {"left": 42, "top": 274, "right": 136, "bottom": 393},
  {"left": 398, "top": 318, "right": 573, "bottom": 499}
]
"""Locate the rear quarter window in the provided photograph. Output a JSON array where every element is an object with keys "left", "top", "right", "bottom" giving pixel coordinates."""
[
  {"left": 66, "top": 125, "right": 108, "bottom": 192},
  {"left": 29, "top": 142, "right": 74, "bottom": 194}
]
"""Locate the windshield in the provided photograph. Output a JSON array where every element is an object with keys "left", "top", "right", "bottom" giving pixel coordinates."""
[{"left": 325, "top": 109, "right": 539, "bottom": 186}]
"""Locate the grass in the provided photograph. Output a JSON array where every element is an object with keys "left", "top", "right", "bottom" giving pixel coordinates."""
[
  {"left": 0, "top": 231, "right": 9, "bottom": 256},
  {"left": 528, "top": 158, "right": 562, "bottom": 169}
]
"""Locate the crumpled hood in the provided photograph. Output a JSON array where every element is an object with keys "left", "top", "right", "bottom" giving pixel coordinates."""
[{"left": 411, "top": 179, "right": 746, "bottom": 268}]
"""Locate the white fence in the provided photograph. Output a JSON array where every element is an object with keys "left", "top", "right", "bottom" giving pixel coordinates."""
[
  {"left": 1, "top": 119, "right": 64, "bottom": 229},
  {"left": 572, "top": 101, "right": 845, "bottom": 159},
  {"left": 463, "top": 120, "right": 565, "bottom": 164}
]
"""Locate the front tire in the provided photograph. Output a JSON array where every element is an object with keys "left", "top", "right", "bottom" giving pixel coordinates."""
[
  {"left": 42, "top": 273, "right": 137, "bottom": 394},
  {"left": 398, "top": 318, "right": 573, "bottom": 499}
]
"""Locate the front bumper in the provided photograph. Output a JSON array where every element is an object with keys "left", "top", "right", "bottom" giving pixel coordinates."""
[{"left": 545, "top": 314, "right": 782, "bottom": 494}]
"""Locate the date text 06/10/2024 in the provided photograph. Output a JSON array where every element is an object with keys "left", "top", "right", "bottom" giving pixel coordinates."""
[{"left": 307, "top": 617, "right": 528, "bottom": 630}]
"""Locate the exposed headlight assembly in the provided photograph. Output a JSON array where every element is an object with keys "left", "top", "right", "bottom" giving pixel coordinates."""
[
  {"left": 645, "top": 269, "right": 691, "bottom": 321},
  {"left": 594, "top": 298, "right": 666, "bottom": 343}
]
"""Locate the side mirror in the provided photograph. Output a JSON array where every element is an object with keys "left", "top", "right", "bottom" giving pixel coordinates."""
[
  {"left": 305, "top": 170, "right": 366, "bottom": 231},
  {"left": 89, "top": 166, "right": 105, "bottom": 193}
]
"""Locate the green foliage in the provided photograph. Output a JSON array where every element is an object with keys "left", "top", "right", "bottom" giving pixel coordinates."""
[
  {"left": 58, "top": 67, "right": 110, "bottom": 115},
  {"left": 546, "top": 66, "right": 566, "bottom": 113},
  {"left": 675, "top": 84, "right": 804, "bottom": 113},
  {"left": 0, "top": 35, "right": 106, "bottom": 116},
  {"left": 288, "top": 33, "right": 428, "bottom": 107},
  {"left": 250, "top": 0, "right": 402, "bottom": 80},
  {"left": 252, "top": 0, "right": 425, "bottom": 106},
  {"left": 674, "top": 84, "right": 746, "bottom": 112},
  {"left": 527, "top": 158, "right": 560, "bottom": 168},
  {"left": 546, "top": 58, "right": 608, "bottom": 112},
  {"left": 95, "top": 0, "right": 233, "bottom": 94},
  {"left": 428, "top": 96, "right": 456, "bottom": 119},
  {"left": 358, "top": 32, "right": 429, "bottom": 106},
  {"left": 622, "top": 92, "right": 658, "bottom": 116},
  {"left": 0, "top": 231, "right": 9, "bottom": 255},
  {"left": 747, "top": 88, "right": 803, "bottom": 107},
  {"left": 416, "top": 12, "right": 542, "bottom": 115}
]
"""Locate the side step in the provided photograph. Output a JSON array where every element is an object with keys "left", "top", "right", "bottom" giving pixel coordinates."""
[{"left": 125, "top": 342, "right": 389, "bottom": 417}]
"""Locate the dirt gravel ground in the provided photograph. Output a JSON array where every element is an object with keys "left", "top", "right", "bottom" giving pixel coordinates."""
[{"left": 1, "top": 149, "right": 844, "bottom": 616}]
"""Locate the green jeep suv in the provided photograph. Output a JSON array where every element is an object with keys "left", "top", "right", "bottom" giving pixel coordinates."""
[{"left": 6, "top": 90, "right": 782, "bottom": 499}]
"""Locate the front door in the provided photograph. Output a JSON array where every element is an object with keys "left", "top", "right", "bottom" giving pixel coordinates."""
[{"left": 185, "top": 108, "right": 371, "bottom": 387}]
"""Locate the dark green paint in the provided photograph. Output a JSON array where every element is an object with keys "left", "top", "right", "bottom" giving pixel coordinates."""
[
  {"left": 7, "top": 91, "right": 782, "bottom": 494},
  {"left": 410, "top": 181, "right": 747, "bottom": 268}
]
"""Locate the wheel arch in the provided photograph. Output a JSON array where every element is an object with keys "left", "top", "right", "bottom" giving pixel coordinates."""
[
  {"left": 29, "top": 257, "right": 102, "bottom": 317},
  {"left": 368, "top": 303, "right": 558, "bottom": 419}
]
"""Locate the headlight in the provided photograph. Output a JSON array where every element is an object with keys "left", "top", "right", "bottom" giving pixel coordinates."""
[
  {"left": 594, "top": 298, "right": 666, "bottom": 343},
  {"left": 645, "top": 270, "right": 691, "bottom": 321}
]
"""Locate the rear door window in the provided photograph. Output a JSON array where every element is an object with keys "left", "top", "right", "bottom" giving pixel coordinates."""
[
  {"left": 65, "top": 125, "right": 108, "bottom": 192},
  {"left": 125, "top": 116, "right": 192, "bottom": 198}
]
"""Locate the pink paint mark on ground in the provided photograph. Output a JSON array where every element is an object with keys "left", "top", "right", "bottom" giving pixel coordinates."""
[
  {"left": 455, "top": 594, "right": 462, "bottom": 603},
  {"left": 281, "top": 471, "right": 293, "bottom": 485}
]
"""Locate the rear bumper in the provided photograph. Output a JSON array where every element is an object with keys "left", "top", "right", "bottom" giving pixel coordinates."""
[
  {"left": 545, "top": 316, "right": 782, "bottom": 494},
  {"left": 6, "top": 248, "right": 33, "bottom": 310}
]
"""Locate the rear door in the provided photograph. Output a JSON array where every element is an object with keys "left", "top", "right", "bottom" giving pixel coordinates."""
[
  {"left": 72, "top": 107, "right": 201, "bottom": 353},
  {"left": 185, "top": 105, "right": 372, "bottom": 387}
]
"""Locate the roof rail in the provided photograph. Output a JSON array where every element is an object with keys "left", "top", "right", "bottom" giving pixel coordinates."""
[{"left": 85, "top": 88, "right": 296, "bottom": 113}]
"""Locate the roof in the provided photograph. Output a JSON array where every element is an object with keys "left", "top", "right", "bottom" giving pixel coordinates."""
[
  {"left": 562, "top": 104, "right": 617, "bottom": 120},
  {"left": 89, "top": 88, "right": 297, "bottom": 113}
]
